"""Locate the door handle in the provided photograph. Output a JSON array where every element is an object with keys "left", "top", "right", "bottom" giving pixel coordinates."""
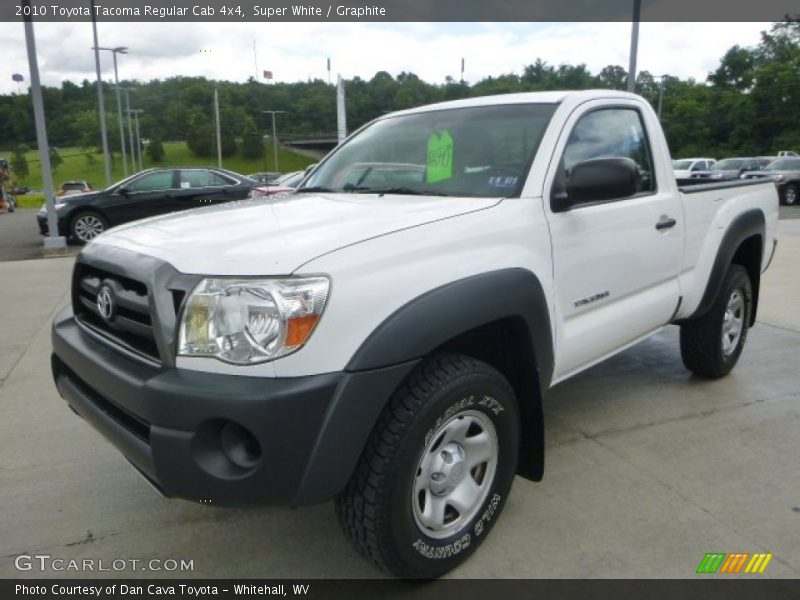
[{"left": 655, "top": 215, "right": 677, "bottom": 230}]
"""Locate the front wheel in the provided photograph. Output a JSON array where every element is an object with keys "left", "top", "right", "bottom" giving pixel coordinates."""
[
  {"left": 70, "top": 211, "right": 107, "bottom": 244},
  {"left": 680, "top": 264, "right": 752, "bottom": 378},
  {"left": 336, "top": 354, "right": 520, "bottom": 579}
]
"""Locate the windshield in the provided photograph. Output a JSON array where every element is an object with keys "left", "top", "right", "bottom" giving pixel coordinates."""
[
  {"left": 673, "top": 160, "right": 694, "bottom": 170},
  {"left": 766, "top": 158, "right": 800, "bottom": 170},
  {"left": 301, "top": 103, "right": 557, "bottom": 197},
  {"left": 711, "top": 159, "right": 745, "bottom": 171}
]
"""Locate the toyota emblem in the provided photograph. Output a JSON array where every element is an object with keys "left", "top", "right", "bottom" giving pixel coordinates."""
[{"left": 96, "top": 285, "right": 115, "bottom": 321}]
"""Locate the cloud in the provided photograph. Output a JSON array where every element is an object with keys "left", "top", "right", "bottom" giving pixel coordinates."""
[{"left": 2, "top": 21, "right": 771, "bottom": 93}]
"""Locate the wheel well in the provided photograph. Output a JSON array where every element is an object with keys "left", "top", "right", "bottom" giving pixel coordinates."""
[
  {"left": 433, "top": 317, "right": 544, "bottom": 481},
  {"left": 731, "top": 234, "right": 762, "bottom": 326}
]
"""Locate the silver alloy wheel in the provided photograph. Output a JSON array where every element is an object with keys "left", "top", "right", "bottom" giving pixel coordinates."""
[
  {"left": 786, "top": 186, "right": 797, "bottom": 205},
  {"left": 73, "top": 214, "right": 105, "bottom": 242},
  {"left": 412, "top": 409, "right": 498, "bottom": 539},
  {"left": 722, "top": 289, "right": 745, "bottom": 357}
]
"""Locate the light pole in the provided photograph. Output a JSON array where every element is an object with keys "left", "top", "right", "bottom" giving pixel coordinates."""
[
  {"left": 261, "top": 110, "right": 284, "bottom": 172},
  {"left": 90, "top": 0, "right": 112, "bottom": 187},
  {"left": 123, "top": 87, "right": 136, "bottom": 173},
  {"left": 127, "top": 109, "right": 144, "bottom": 171},
  {"left": 22, "top": 0, "right": 65, "bottom": 250},
  {"left": 626, "top": 0, "right": 641, "bottom": 93},
  {"left": 94, "top": 46, "right": 129, "bottom": 176},
  {"left": 214, "top": 84, "right": 222, "bottom": 168},
  {"left": 656, "top": 74, "right": 669, "bottom": 120}
]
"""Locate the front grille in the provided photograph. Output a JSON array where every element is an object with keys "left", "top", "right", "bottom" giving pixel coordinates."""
[{"left": 73, "top": 263, "right": 161, "bottom": 363}]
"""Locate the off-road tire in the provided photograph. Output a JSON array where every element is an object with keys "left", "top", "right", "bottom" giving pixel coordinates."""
[
  {"left": 335, "top": 353, "right": 520, "bottom": 578},
  {"left": 680, "top": 264, "right": 752, "bottom": 378}
]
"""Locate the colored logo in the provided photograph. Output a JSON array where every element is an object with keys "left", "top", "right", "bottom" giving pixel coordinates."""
[{"left": 696, "top": 552, "right": 773, "bottom": 574}]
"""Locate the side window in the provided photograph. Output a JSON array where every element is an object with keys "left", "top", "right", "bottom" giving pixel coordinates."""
[
  {"left": 692, "top": 161, "right": 706, "bottom": 171},
  {"left": 127, "top": 171, "right": 174, "bottom": 192},
  {"left": 209, "top": 172, "right": 236, "bottom": 186},
  {"left": 180, "top": 170, "right": 211, "bottom": 188},
  {"left": 562, "top": 108, "right": 656, "bottom": 195}
]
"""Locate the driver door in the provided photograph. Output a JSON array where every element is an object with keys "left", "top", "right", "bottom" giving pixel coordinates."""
[
  {"left": 546, "top": 103, "right": 683, "bottom": 380},
  {"left": 108, "top": 170, "right": 178, "bottom": 225}
]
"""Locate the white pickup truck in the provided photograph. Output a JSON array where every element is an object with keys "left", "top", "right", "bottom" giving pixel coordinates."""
[{"left": 51, "top": 90, "right": 778, "bottom": 578}]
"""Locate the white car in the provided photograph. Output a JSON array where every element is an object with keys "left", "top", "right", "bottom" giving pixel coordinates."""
[
  {"left": 51, "top": 90, "right": 779, "bottom": 578},
  {"left": 673, "top": 157, "right": 716, "bottom": 179}
]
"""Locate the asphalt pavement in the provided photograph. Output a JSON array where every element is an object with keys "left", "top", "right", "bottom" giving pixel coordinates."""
[{"left": 0, "top": 220, "right": 799, "bottom": 579}]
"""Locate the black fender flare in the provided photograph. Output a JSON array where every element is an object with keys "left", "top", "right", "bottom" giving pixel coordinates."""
[
  {"left": 292, "top": 269, "right": 554, "bottom": 505},
  {"left": 685, "top": 209, "right": 765, "bottom": 324}
]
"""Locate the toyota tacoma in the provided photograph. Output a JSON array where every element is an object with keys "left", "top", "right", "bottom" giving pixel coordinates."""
[{"left": 51, "top": 91, "right": 779, "bottom": 578}]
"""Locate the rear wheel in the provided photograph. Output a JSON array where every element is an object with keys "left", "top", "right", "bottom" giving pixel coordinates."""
[
  {"left": 336, "top": 353, "right": 519, "bottom": 578},
  {"left": 782, "top": 183, "right": 798, "bottom": 206},
  {"left": 70, "top": 211, "right": 107, "bottom": 244},
  {"left": 680, "top": 264, "right": 752, "bottom": 378}
]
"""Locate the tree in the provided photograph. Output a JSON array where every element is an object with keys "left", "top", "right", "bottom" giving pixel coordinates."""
[
  {"left": 146, "top": 138, "right": 166, "bottom": 163},
  {"left": 240, "top": 132, "right": 264, "bottom": 159},
  {"left": 186, "top": 115, "right": 236, "bottom": 158},
  {"left": 49, "top": 147, "right": 63, "bottom": 173},
  {"left": 11, "top": 146, "right": 29, "bottom": 180}
]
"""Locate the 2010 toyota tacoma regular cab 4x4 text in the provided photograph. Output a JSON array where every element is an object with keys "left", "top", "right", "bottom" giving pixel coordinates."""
[{"left": 51, "top": 90, "right": 778, "bottom": 578}]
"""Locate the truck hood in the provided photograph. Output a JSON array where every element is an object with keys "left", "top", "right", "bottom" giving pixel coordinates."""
[{"left": 94, "top": 193, "right": 500, "bottom": 275}]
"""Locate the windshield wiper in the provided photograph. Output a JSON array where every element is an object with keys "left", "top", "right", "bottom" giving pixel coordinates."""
[
  {"left": 347, "top": 186, "right": 451, "bottom": 196},
  {"left": 295, "top": 185, "right": 337, "bottom": 193}
]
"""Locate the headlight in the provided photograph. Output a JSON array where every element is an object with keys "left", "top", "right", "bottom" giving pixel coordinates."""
[{"left": 178, "top": 276, "right": 330, "bottom": 365}]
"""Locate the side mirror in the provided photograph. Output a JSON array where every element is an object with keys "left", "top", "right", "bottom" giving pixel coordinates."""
[
  {"left": 117, "top": 186, "right": 129, "bottom": 196},
  {"left": 552, "top": 157, "right": 639, "bottom": 212}
]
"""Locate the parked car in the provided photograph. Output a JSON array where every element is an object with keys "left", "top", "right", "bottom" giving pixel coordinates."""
[
  {"left": 777, "top": 151, "right": 798, "bottom": 157},
  {"left": 249, "top": 170, "right": 305, "bottom": 197},
  {"left": 246, "top": 172, "right": 282, "bottom": 184},
  {"left": 672, "top": 158, "right": 716, "bottom": 180},
  {"left": 697, "top": 157, "right": 774, "bottom": 181},
  {"left": 58, "top": 180, "right": 93, "bottom": 196},
  {"left": 37, "top": 167, "right": 259, "bottom": 243},
  {"left": 51, "top": 90, "right": 778, "bottom": 578},
  {"left": 741, "top": 156, "right": 800, "bottom": 205}
]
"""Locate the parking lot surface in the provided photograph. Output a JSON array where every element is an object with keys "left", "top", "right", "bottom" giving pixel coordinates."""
[{"left": 1, "top": 220, "right": 799, "bottom": 579}]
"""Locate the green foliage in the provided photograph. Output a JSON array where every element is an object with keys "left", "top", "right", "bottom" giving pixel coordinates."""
[
  {"left": 0, "top": 21, "right": 798, "bottom": 161},
  {"left": 146, "top": 138, "right": 166, "bottom": 163},
  {"left": 49, "top": 147, "right": 63, "bottom": 172},
  {"left": 11, "top": 145, "right": 29, "bottom": 180},
  {"left": 240, "top": 132, "right": 264, "bottom": 159},
  {"left": 0, "top": 142, "right": 314, "bottom": 192},
  {"left": 186, "top": 113, "right": 236, "bottom": 158}
]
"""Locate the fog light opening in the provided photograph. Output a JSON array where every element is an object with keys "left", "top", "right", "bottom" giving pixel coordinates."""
[{"left": 219, "top": 422, "right": 261, "bottom": 469}]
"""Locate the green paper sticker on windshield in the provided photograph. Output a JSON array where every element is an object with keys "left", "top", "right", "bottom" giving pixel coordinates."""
[{"left": 426, "top": 130, "right": 453, "bottom": 183}]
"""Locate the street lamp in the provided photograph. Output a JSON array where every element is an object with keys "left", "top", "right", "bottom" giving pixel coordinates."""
[
  {"left": 656, "top": 74, "right": 669, "bottom": 120},
  {"left": 261, "top": 110, "right": 285, "bottom": 172},
  {"left": 90, "top": 0, "right": 112, "bottom": 187},
  {"left": 626, "top": 0, "right": 642, "bottom": 93},
  {"left": 93, "top": 46, "right": 129, "bottom": 176},
  {"left": 127, "top": 109, "right": 144, "bottom": 172},
  {"left": 22, "top": 0, "right": 65, "bottom": 251},
  {"left": 122, "top": 87, "right": 136, "bottom": 172}
]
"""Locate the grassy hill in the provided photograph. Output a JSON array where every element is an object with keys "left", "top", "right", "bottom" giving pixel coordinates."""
[{"left": 3, "top": 141, "right": 315, "bottom": 193}]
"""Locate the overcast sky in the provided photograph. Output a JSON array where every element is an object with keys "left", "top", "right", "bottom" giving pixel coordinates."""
[{"left": 1, "top": 22, "right": 772, "bottom": 94}]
